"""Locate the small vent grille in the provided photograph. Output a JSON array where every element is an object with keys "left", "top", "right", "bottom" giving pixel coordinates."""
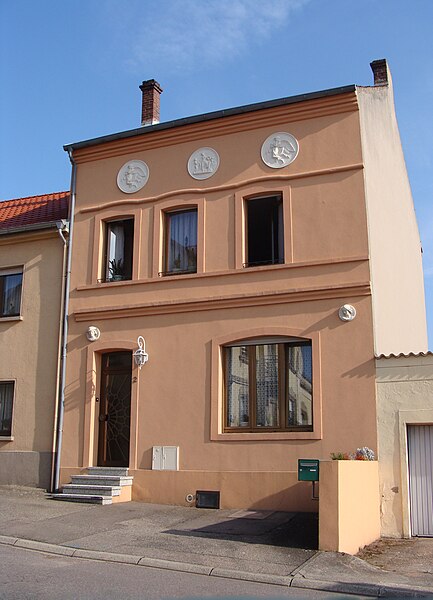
[{"left": 196, "top": 490, "right": 220, "bottom": 509}]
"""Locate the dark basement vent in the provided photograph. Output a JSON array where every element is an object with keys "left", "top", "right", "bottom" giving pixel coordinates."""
[{"left": 196, "top": 490, "right": 220, "bottom": 509}]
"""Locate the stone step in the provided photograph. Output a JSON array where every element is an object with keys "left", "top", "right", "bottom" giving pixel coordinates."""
[
  {"left": 87, "top": 467, "right": 129, "bottom": 477},
  {"left": 71, "top": 475, "right": 133, "bottom": 487},
  {"left": 50, "top": 493, "right": 112, "bottom": 505},
  {"left": 62, "top": 484, "right": 122, "bottom": 497}
]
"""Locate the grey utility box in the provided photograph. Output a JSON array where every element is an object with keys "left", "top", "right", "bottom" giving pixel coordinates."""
[{"left": 298, "top": 459, "right": 320, "bottom": 482}]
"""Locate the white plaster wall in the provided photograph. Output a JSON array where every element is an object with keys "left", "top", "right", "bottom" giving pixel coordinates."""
[
  {"left": 357, "top": 71, "right": 428, "bottom": 355},
  {"left": 376, "top": 355, "right": 433, "bottom": 537}
]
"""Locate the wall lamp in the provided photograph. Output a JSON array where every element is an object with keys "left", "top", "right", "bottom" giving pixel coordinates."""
[{"left": 133, "top": 335, "right": 149, "bottom": 369}]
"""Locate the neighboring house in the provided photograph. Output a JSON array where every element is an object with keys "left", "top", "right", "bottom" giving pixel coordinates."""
[
  {"left": 0, "top": 192, "right": 69, "bottom": 488},
  {"left": 376, "top": 352, "right": 433, "bottom": 538},
  {"left": 58, "top": 59, "right": 427, "bottom": 512}
]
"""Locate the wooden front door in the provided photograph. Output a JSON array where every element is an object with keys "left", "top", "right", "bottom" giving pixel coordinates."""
[{"left": 98, "top": 351, "right": 132, "bottom": 467}]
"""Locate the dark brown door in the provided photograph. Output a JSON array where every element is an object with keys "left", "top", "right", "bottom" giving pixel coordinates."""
[{"left": 98, "top": 351, "right": 132, "bottom": 467}]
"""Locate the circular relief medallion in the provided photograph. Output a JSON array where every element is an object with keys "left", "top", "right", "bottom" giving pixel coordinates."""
[
  {"left": 261, "top": 132, "right": 299, "bottom": 169},
  {"left": 117, "top": 160, "right": 149, "bottom": 193},
  {"left": 188, "top": 147, "right": 220, "bottom": 180},
  {"left": 338, "top": 304, "right": 357, "bottom": 322}
]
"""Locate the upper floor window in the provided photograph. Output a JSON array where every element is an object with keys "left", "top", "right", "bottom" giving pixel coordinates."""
[
  {"left": 164, "top": 208, "right": 197, "bottom": 275},
  {"left": 0, "top": 269, "right": 22, "bottom": 317},
  {"left": 245, "top": 195, "right": 283, "bottom": 267},
  {"left": 224, "top": 339, "right": 312, "bottom": 432},
  {"left": 0, "top": 381, "right": 14, "bottom": 437},
  {"left": 104, "top": 218, "right": 134, "bottom": 282}
]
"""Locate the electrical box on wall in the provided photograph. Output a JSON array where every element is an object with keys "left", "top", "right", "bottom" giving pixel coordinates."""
[{"left": 152, "top": 446, "right": 179, "bottom": 470}]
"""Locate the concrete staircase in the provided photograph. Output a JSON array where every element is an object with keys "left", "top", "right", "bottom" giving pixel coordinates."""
[{"left": 51, "top": 467, "right": 133, "bottom": 505}]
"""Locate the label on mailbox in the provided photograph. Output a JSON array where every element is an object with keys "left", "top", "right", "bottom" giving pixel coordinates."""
[{"left": 298, "top": 459, "right": 320, "bottom": 481}]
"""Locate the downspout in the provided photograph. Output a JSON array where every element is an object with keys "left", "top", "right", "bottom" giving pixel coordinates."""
[
  {"left": 52, "top": 149, "right": 76, "bottom": 492},
  {"left": 50, "top": 221, "right": 68, "bottom": 492}
]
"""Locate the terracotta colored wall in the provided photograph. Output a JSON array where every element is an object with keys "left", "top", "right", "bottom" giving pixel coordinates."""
[{"left": 61, "top": 97, "right": 378, "bottom": 509}]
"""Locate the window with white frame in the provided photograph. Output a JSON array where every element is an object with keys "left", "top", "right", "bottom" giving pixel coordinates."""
[
  {"left": 104, "top": 219, "right": 134, "bottom": 282},
  {"left": 224, "top": 338, "right": 312, "bottom": 432},
  {"left": 0, "top": 381, "right": 14, "bottom": 436},
  {"left": 0, "top": 268, "right": 22, "bottom": 317}
]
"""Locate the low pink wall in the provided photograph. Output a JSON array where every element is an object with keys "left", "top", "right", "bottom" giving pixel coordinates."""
[{"left": 319, "top": 460, "right": 380, "bottom": 554}]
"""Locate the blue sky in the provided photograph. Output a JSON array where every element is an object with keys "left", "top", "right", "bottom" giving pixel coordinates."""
[{"left": 1, "top": 0, "right": 433, "bottom": 345}]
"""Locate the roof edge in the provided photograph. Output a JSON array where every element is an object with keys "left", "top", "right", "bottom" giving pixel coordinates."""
[
  {"left": 0, "top": 221, "right": 61, "bottom": 236},
  {"left": 375, "top": 351, "right": 433, "bottom": 359},
  {"left": 64, "top": 84, "right": 356, "bottom": 152}
]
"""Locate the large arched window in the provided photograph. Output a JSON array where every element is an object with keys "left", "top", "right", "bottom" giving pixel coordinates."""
[{"left": 223, "top": 337, "right": 312, "bottom": 433}]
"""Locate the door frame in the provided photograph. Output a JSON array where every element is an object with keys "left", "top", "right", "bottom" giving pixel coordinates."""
[
  {"left": 83, "top": 340, "right": 140, "bottom": 471},
  {"left": 98, "top": 351, "right": 133, "bottom": 467}
]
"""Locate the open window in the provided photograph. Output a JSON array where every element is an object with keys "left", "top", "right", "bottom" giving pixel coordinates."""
[
  {"left": 245, "top": 195, "right": 283, "bottom": 267},
  {"left": 0, "top": 381, "right": 14, "bottom": 437},
  {"left": 164, "top": 208, "right": 197, "bottom": 275},
  {"left": 104, "top": 218, "right": 134, "bottom": 282},
  {"left": 224, "top": 338, "right": 312, "bottom": 432},
  {"left": 0, "top": 268, "right": 22, "bottom": 317}
]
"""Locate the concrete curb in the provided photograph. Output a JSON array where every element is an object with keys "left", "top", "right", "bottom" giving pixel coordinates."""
[{"left": 1, "top": 535, "right": 432, "bottom": 596}]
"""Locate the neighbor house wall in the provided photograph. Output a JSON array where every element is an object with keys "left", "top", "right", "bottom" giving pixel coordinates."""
[
  {"left": 376, "top": 354, "right": 433, "bottom": 537},
  {"left": 0, "top": 231, "right": 64, "bottom": 488},
  {"left": 357, "top": 73, "right": 427, "bottom": 356}
]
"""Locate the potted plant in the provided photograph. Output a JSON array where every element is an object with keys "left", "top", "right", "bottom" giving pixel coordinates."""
[{"left": 108, "top": 258, "right": 125, "bottom": 281}]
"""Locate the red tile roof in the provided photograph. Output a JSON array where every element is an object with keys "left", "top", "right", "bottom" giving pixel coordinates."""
[{"left": 0, "top": 191, "right": 69, "bottom": 232}]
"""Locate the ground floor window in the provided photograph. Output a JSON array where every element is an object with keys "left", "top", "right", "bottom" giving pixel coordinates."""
[
  {"left": 0, "top": 381, "right": 14, "bottom": 436},
  {"left": 224, "top": 339, "right": 312, "bottom": 432}
]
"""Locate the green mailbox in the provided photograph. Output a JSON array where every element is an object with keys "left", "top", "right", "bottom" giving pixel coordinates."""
[{"left": 298, "top": 459, "right": 319, "bottom": 482}]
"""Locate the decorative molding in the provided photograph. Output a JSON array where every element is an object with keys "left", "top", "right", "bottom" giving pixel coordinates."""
[
  {"left": 188, "top": 147, "right": 220, "bottom": 180},
  {"left": 78, "top": 163, "right": 364, "bottom": 215},
  {"left": 72, "top": 92, "right": 358, "bottom": 164},
  {"left": 73, "top": 282, "right": 371, "bottom": 322},
  {"left": 261, "top": 132, "right": 299, "bottom": 169},
  {"left": 338, "top": 304, "right": 357, "bottom": 321},
  {"left": 76, "top": 255, "right": 369, "bottom": 291},
  {"left": 117, "top": 160, "right": 149, "bottom": 193}
]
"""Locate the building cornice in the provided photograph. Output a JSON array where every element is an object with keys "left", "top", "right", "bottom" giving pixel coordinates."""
[
  {"left": 73, "top": 281, "right": 371, "bottom": 322},
  {"left": 71, "top": 91, "right": 358, "bottom": 164},
  {"left": 0, "top": 228, "right": 59, "bottom": 246}
]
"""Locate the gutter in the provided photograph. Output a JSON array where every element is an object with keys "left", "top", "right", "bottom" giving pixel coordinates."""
[
  {"left": 0, "top": 221, "right": 62, "bottom": 236},
  {"left": 52, "top": 150, "right": 76, "bottom": 492}
]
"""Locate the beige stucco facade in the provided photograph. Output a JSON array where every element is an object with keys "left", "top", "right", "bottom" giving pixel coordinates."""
[
  {"left": 376, "top": 354, "right": 433, "bottom": 538},
  {"left": 0, "top": 229, "right": 65, "bottom": 488},
  {"left": 59, "top": 62, "right": 427, "bottom": 519}
]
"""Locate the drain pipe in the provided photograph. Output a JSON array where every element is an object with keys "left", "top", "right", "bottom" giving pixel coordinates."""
[{"left": 52, "top": 149, "right": 76, "bottom": 492}]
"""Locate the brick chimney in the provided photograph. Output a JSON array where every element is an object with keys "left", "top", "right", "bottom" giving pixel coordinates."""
[
  {"left": 370, "top": 59, "right": 389, "bottom": 86},
  {"left": 139, "top": 79, "right": 163, "bottom": 126}
]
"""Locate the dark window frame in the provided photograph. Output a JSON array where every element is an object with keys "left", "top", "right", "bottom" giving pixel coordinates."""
[
  {"left": 245, "top": 194, "right": 284, "bottom": 268},
  {"left": 0, "top": 270, "right": 23, "bottom": 317},
  {"left": 223, "top": 340, "right": 313, "bottom": 433},
  {"left": 0, "top": 380, "right": 14, "bottom": 437}
]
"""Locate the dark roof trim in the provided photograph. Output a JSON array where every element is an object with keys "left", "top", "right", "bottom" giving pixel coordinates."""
[
  {"left": 64, "top": 84, "right": 356, "bottom": 152},
  {"left": 0, "top": 221, "right": 61, "bottom": 236}
]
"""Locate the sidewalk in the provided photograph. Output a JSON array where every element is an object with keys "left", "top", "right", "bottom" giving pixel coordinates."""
[{"left": 1, "top": 485, "right": 432, "bottom": 597}]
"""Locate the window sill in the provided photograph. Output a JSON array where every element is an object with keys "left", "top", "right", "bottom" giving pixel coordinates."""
[
  {"left": 212, "top": 430, "right": 321, "bottom": 441},
  {"left": 0, "top": 436, "right": 14, "bottom": 441},
  {"left": 0, "top": 316, "right": 22, "bottom": 322}
]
